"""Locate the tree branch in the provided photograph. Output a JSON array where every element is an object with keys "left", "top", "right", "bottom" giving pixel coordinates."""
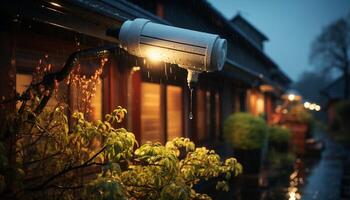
[{"left": 29, "top": 146, "right": 107, "bottom": 191}]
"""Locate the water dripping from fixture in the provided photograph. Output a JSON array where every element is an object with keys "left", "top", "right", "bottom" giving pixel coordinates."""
[
  {"left": 164, "top": 63, "right": 168, "bottom": 80},
  {"left": 189, "top": 88, "right": 194, "bottom": 120}
]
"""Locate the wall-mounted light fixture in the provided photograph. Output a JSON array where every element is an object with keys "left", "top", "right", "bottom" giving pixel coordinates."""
[{"left": 113, "top": 18, "right": 227, "bottom": 89}]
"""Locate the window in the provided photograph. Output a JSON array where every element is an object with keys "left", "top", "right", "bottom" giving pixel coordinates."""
[
  {"left": 141, "top": 83, "right": 163, "bottom": 144},
  {"left": 16, "top": 74, "right": 32, "bottom": 109},
  {"left": 16, "top": 73, "right": 58, "bottom": 109},
  {"left": 16, "top": 74, "right": 32, "bottom": 97},
  {"left": 247, "top": 89, "right": 265, "bottom": 116},
  {"left": 166, "top": 86, "right": 183, "bottom": 140}
]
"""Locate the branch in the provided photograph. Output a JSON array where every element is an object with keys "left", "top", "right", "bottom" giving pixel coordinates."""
[
  {"left": 22, "top": 152, "right": 61, "bottom": 167},
  {"left": 29, "top": 146, "right": 107, "bottom": 191},
  {"left": 51, "top": 184, "right": 84, "bottom": 190}
]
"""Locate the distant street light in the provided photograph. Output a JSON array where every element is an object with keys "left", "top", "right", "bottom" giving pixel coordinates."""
[
  {"left": 304, "top": 102, "right": 310, "bottom": 109},
  {"left": 309, "top": 103, "right": 316, "bottom": 110},
  {"left": 282, "top": 89, "right": 302, "bottom": 102},
  {"left": 315, "top": 105, "right": 321, "bottom": 111}
]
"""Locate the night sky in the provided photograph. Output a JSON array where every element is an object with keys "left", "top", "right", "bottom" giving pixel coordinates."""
[{"left": 207, "top": 0, "right": 350, "bottom": 81}]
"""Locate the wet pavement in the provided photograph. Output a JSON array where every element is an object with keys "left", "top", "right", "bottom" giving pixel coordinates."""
[
  {"left": 301, "top": 137, "right": 348, "bottom": 200},
  {"left": 264, "top": 133, "right": 349, "bottom": 200}
]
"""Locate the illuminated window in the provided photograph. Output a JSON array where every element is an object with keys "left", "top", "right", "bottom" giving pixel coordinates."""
[
  {"left": 196, "top": 89, "right": 207, "bottom": 141},
  {"left": 16, "top": 74, "right": 32, "bottom": 96},
  {"left": 16, "top": 73, "right": 58, "bottom": 109},
  {"left": 167, "top": 86, "right": 183, "bottom": 140},
  {"left": 141, "top": 83, "right": 163, "bottom": 144},
  {"left": 248, "top": 89, "right": 265, "bottom": 116}
]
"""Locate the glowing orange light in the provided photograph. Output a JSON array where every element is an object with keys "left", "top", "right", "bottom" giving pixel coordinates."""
[
  {"left": 147, "top": 49, "right": 162, "bottom": 62},
  {"left": 49, "top": 2, "right": 62, "bottom": 7},
  {"left": 132, "top": 66, "right": 141, "bottom": 72},
  {"left": 288, "top": 94, "right": 295, "bottom": 101}
]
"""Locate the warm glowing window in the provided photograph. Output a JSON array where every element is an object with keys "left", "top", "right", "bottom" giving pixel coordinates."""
[
  {"left": 248, "top": 89, "right": 265, "bottom": 116},
  {"left": 16, "top": 73, "right": 58, "bottom": 109},
  {"left": 256, "top": 95, "right": 265, "bottom": 115},
  {"left": 16, "top": 74, "right": 32, "bottom": 96},
  {"left": 16, "top": 74, "right": 32, "bottom": 109},
  {"left": 141, "top": 83, "right": 163, "bottom": 144},
  {"left": 196, "top": 89, "right": 207, "bottom": 141},
  {"left": 166, "top": 86, "right": 183, "bottom": 140}
]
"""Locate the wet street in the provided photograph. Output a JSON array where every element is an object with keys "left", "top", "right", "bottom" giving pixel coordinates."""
[
  {"left": 301, "top": 137, "right": 348, "bottom": 200},
  {"left": 264, "top": 132, "right": 350, "bottom": 200}
]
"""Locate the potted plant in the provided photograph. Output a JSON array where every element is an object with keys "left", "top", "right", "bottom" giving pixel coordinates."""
[
  {"left": 267, "top": 124, "right": 294, "bottom": 169},
  {"left": 283, "top": 104, "right": 312, "bottom": 155},
  {"left": 268, "top": 125, "right": 291, "bottom": 153},
  {"left": 282, "top": 104, "right": 313, "bottom": 154},
  {"left": 223, "top": 112, "right": 268, "bottom": 174}
]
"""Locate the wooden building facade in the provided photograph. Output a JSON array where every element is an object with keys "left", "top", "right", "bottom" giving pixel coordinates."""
[{"left": 0, "top": 0, "right": 290, "bottom": 148}]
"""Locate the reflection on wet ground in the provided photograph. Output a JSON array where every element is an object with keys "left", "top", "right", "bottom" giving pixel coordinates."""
[
  {"left": 200, "top": 135, "right": 349, "bottom": 200},
  {"left": 301, "top": 138, "right": 345, "bottom": 200},
  {"left": 264, "top": 136, "right": 347, "bottom": 200},
  {"left": 288, "top": 165, "right": 303, "bottom": 200}
]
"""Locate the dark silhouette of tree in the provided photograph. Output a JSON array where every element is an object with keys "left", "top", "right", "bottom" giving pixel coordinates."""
[
  {"left": 294, "top": 70, "right": 331, "bottom": 102},
  {"left": 310, "top": 15, "right": 350, "bottom": 99}
]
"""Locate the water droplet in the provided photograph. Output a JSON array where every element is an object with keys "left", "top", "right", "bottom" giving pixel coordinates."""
[
  {"left": 189, "top": 112, "right": 193, "bottom": 120},
  {"left": 189, "top": 88, "right": 194, "bottom": 120},
  {"left": 164, "top": 63, "right": 168, "bottom": 80}
]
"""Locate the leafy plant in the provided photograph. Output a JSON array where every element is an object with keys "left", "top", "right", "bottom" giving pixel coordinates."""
[
  {"left": 284, "top": 104, "right": 313, "bottom": 124},
  {"left": 268, "top": 149, "right": 295, "bottom": 169},
  {"left": 0, "top": 106, "right": 242, "bottom": 200},
  {"left": 0, "top": 54, "right": 242, "bottom": 200},
  {"left": 223, "top": 112, "right": 268, "bottom": 150},
  {"left": 268, "top": 125, "right": 291, "bottom": 146},
  {"left": 268, "top": 126, "right": 294, "bottom": 170}
]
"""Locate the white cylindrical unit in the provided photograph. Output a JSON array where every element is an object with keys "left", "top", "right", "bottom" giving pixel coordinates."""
[{"left": 118, "top": 18, "right": 227, "bottom": 73}]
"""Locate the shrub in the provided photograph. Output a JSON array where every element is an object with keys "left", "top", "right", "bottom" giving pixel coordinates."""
[
  {"left": 268, "top": 149, "right": 295, "bottom": 169},
  {"left": 223, "top": 112, "right": 268, "bottom": 150},
  {"left": 268, "top": 125, "right": 291, "bottom": 146},
  {"left": 0, "top": 58, "right": 243, "bottom": 199},
  {"left": 0, "top": 105, "right": 243, "bottom": 200},
  {"left": 285, "top": 104, "right": 313, "bottom": 124},
  {"left": 267, "top": 125, "right": 294, "bottom": 170}
]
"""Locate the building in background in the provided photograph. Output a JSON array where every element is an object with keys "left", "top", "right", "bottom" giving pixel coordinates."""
[
  {"left": 0, "top": 0, "right": 290, "bottom": 148},
  {"left": 128, "top": 0, "right": 291, "bottom": 142},
  {"left": 321, "top": 75, "right": 350, "bottom": 126}
]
